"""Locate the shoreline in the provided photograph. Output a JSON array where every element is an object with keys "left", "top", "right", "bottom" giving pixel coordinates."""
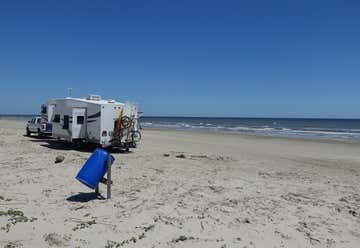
[
  {"left": 142, "top": 126, "right": 360, "bottom": 145},
  {"left": 2, "top": 118, "right": 360, "bottom": 145}
]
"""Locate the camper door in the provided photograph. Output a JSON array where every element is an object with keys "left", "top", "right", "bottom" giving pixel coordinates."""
[
  {"left": 48, "top": 104, "right": 55, "bottom": 122},
  {"left": 72, "top": 108, "right": 87, "bottom": 139}
]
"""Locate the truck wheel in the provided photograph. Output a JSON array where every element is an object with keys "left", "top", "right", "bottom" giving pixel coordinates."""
[
  {"left": 38, "top": 129, "right": 43, "bottom": 137},
  {"left": 26, "top": 128, "right": 31, "bottom": 136}
]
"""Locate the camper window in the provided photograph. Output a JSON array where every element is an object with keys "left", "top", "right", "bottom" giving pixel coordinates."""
[
  {"left": 53, "top": 114, "right": 60, "bottom": 123},
  {"left": 77, "top": 116, "right": 84, "bottom": 124},
  {"left": 63, "top": 115, "right": 69, "bottom": 129}
]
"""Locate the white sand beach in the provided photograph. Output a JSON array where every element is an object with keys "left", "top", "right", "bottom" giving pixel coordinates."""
[{"left": 1, "top": 119, "right": 360, "bottom": 247}]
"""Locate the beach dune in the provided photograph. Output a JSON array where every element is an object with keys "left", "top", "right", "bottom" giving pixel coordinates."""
[{"left": 0, "top": 119, "right": 360, "bottom": 247}]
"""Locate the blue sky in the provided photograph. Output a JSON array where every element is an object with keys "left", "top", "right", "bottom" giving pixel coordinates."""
[{"left": 0, "top": 0, "right": 359, "bottom": 118}]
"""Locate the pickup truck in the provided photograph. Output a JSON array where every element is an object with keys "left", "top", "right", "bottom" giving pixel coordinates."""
[{"left": 26, "top": 117, "right": 52, "bottom": 137}]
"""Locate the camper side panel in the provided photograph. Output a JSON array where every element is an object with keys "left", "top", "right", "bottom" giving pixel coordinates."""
[
  {"left": 85, "top": 103, "right": 102, "bottom": 144},
  {"left": 49, "top": 99, "right": 101, "bottom": 143}
]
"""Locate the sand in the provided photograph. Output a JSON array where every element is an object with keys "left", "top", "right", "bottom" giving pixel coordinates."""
[{"left": 0, "top": 119, "right": 360, "bottom": 248}]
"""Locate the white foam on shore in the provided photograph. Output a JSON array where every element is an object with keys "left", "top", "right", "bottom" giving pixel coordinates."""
[{"left": 141, "top": 121, "right": 360, "bottom": 141}]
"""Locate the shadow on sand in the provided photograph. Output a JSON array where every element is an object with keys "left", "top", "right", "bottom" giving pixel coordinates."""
[
  {"left": 66, "top": 192, "right": 106, "bottom": 202},
  {"left": 24, "top": 135, "right": 132, "bottom": 154}
]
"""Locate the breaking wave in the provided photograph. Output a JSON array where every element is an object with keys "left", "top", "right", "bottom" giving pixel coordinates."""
[{"left": 140, "top": 117, "right": 360, "bottom": 141}]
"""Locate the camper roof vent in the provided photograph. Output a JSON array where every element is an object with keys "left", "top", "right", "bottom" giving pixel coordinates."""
[
  {"left": 86, "top": 94, "right": 101, "bottom": 101},
  {"left": 108, "top": 99, "right": 115, "bottom": 103}
]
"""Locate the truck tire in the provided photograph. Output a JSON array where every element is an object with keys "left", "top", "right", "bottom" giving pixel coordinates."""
[
  {"left": 26, "top": 128, "right": 31, "bottom": 136},
  {"left": 38, "top": 129, "right": 43, "bottom": 137}
]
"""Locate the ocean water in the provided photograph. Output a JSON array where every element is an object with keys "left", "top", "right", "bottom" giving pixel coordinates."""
[
  {"left": 1, "top": 115, "right": 359, "bottom": 141},
  {"left": 140, "top": 117, "right": 360, "bottom": 141},
  {"left": 0, "top": 114, "right": 35, "bottom": 120}
]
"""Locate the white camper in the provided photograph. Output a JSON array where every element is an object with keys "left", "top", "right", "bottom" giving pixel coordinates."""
[{"left": 46, "top": 95, "right": 140, "bottom": 149}]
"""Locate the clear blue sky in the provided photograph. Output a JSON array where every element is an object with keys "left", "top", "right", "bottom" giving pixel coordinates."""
[{"left": 0, "top": 0, "right": 359, "bottom": 118}]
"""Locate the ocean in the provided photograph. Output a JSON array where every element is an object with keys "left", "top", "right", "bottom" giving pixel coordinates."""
[
  {"left": 1, "top": 115, "right": 360, "bottom": 141},
  {"left": 0, "top": 114, "right": 35, "bottom": 121},
  {"left": 140, "top": 117, "right": 360, "bottom": 141}
]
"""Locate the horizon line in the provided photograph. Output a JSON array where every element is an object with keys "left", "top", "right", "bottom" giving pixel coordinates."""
[{"left": 0, "top": 113, "right": 359, "bottom": 120}]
